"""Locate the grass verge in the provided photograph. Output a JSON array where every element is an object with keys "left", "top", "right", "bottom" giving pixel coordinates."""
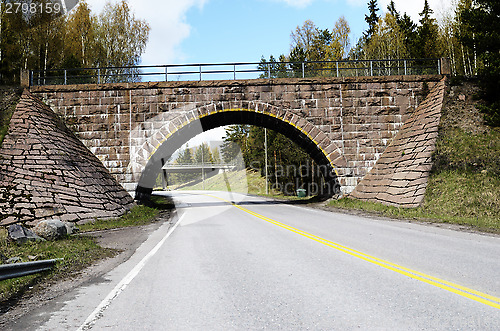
[
  {"left": 329, "top": 128, "right": 500, "bottom": 233},
  {"left": 0, "top": 199, "right": 172, "bottom": 309},
  {"left": 78, "top": 205, "right": 159, "bottom": 232},
  {"left": 0, "top": 228, "right": 116, "bottom": 305}
]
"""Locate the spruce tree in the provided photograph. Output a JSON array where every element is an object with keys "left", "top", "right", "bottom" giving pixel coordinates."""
[
  {"left": 416, "top": 0, "right": 441, "bottom": 59},
  {"left": 364, "top": 0, "right": 380, "bottom": 41}
]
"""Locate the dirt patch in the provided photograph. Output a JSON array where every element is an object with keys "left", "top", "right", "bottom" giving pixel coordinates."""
[
  {"left": 0, "top": 211, "right": 173, "bottom": 328},
  {"left": 441, "top": 79, "right": 489, "bottom": 134}
]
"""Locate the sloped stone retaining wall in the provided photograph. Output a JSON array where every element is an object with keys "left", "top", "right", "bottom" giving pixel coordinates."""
[
  {"left": 349, "top": 78, "right": 446, "bottom": 207},
  {"left": 0, "top": 91, "right": 134, "bottom": 226}
]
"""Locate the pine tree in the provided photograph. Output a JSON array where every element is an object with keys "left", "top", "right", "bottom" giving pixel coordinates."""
[
  {"left": 173, "top": 145, "right": 195, "bottom": 183},
  {"left": 397, "top": 13, "right": 418, "bottom": 58},
  {"left": 364, "top": 0, "right": 380, "bottom": 41},
  {"left": 289, "top": 46, "right": 307, "bottom": 77},
  {"left": 381, "top": 0, "right": 419, "bottom": 58},
  {"left": 176, "top": 146, "right": 194, "bottom": 165},
  {"left": 387, "top": 0, "right": 399, "bottom": 21},
  {"left": 416, "top": 0, "right": 442, "bottom": 59},
  {"left": 194, "top": 143, "right": 214, "bottom": 164},
  {"left": 221, "top": 125, "right": 249, "bottom": 162},
  {"left": 212, "top": 147, "right": 221, "bottom": 164},
  {"left": 419, "top": 0, "right": 434, "bottom": 24}
]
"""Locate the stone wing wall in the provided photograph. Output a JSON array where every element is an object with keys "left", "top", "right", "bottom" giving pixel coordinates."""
[
  {"left": 0, "top": 91, "right": 135, "bottom": 226},
  {"left": 349, "top": 78, "right": 446, "bottom": 207}
]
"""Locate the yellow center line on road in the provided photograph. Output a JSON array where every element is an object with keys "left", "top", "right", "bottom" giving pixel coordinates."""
[{"left": 206, "top": 194, "right": 500, "bottom": 310}]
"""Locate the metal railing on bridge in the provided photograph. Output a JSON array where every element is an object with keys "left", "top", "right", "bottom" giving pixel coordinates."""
[{"left": 30, "top": 58, "right": 443, "bottom": 86}]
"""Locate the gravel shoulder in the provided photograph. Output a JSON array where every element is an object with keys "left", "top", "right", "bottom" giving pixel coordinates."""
[{"left": 0, "top": 213, "right": 174, "bottom": 329}]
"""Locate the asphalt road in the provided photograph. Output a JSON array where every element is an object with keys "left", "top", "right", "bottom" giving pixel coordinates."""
[{"left": 29, "top": 191, "right": 500, "bottom": 329}]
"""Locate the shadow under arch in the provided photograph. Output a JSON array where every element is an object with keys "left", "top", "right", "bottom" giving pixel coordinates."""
[{"left": 135, "top": 108, "right": 342, "bottom": 201}]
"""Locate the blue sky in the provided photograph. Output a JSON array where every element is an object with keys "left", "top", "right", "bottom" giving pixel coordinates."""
[
  {"left": 179, "top": 0, "right": 366, "bottom": 64},
  {"left": 85, "top": 0, "right": 453, "bottom": 66}
]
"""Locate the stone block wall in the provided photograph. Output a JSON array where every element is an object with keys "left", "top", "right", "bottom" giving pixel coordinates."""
[
  {"left": 349, "top": 78, "right": 446, "bottom": 207},
  {"left": 0, "top": 91, "right": 135, "bottom": 226},
  {"left": 31, "top": 75, "right": 442, "bottom": 195}
]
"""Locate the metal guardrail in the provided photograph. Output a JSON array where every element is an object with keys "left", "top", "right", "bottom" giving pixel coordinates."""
[
  {"left": 0, "top": 259, "right": 62, "bottom": 281},
  {"left": 30, "top": 58, "right": 443, "bottom": 86},
  {"left": 162, "top": 163, "right": 238, "bottom": 173},
  {"left": 163, "top": 162, "right": 237, "bottom": 168}
]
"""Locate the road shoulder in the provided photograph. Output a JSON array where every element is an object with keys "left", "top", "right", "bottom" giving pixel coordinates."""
[{"left": 0, "top": 214, "right": 174, "bottom": 330}]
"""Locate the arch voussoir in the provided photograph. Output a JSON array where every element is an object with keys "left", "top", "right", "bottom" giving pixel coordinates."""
[{"left": 129, "top": 100, "right": 344, "bottom": 199}]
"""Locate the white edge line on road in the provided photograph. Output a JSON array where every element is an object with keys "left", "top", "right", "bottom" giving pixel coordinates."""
[{"left": 77, "top": 212, "right": 186, "bottom": 331}]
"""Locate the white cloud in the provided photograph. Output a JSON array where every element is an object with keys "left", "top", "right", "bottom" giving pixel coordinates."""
[
  {"left": 345, "top": 0, "right": 365, "bottom": 6},
  {"left": 85, "top": 0, "right": 207, "bottom": 65},
  {"left": 272, "top": 0, "right": 315, "bottom": 8},
  {"left": 273, "top": 0, "right": 454, "bottom": 19},
  {"left": 379, "top": 0, "right": 455, "bottom": 23}
]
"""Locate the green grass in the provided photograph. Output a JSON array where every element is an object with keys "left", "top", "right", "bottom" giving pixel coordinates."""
[
  {"left": 329, "top": 128, "right": 500, "bottom": 233},
  {"left": 0, "top": 228, "right": 116, "bottom": 304},
  {"left": 433, "top": 128, "right": 500, "bottom": 176},
  {"left": 174, "top": 169, "right": 308, "bottom": 201},
  {"left": 78, "top": 205, "right": 160, "bottom": 232},
  {"left": 176, "top": 169, "right": 252, "bottom": 193}
]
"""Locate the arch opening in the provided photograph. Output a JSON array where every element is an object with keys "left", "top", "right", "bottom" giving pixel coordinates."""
[{"left": 134, "top": 110, "right": 341, "bottom": 201}]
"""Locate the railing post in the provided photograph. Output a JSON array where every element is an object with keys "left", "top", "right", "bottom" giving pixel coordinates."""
[
  {"left": 370, "top": 61, "right": 373, "bottom": 76},
  {"left": 165, "top": 67, "right": 168, "bottom": 82},
  {"left": 64, "top": 69, "right": 67, "bottom": 85},
  {"left": 20, "top": 69, "right": 30, "bottom": 87},
  {"left": 438, "top": 58, "right": 441, "bottom": 75},
  {"left": 97, "top": 68, "right": 101, "bottom": 84},
  {"left": 29, "top": 70, "right": 33, "bottom": 87},
  {"left": 336, "top": 61, "right": 339, "bottom": 77},
  {"left": 199, "top": 65, "right": 202, "bottom": 81},
  {"left": 440, "top": 58, "right": 451, "bottom": 75},
  {"left": 267, "top": 64, "right": 271, "bottom": 79},
  {"left": 234, "top": 64, "right": 236, "bottom": 80},
  {"left": 302, "top": 62, "right": 305, "bottom": 78},
  {"left": 404, "top": 60, "right": 407, "bottom": 75}
]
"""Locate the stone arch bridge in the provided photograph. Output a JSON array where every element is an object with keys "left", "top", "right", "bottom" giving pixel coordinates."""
[{"left": 30, "top": 74, "right": 446, "bottom": 204}]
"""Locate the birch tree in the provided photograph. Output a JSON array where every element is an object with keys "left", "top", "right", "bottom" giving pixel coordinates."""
[
  {"left": 92, "top": 0, "right": 150, "bottom": 81},
  {"left": 365, "top": 13, "right": 408, "bottom": 60}
]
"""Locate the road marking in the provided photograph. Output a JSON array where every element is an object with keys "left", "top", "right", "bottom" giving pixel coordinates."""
[
  {"left": 77, "top": 213, "right": 186, "bottom": 330},
  {"left": 207, "top": 194, "right": 500, "bottom": 310}
]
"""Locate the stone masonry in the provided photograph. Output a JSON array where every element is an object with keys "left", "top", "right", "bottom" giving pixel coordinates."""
[
  {"left": 0, "top": 90, "right": 135, "bottom": 226},
  {"left": 31, "top": 75, "right": 443, "bottom": 197},
  {"left": 349, "top": 78, "right": 446, "bottom": 207}
]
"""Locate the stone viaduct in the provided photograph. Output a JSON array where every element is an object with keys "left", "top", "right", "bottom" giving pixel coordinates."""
[{"left": 29, "top": 74, "right": 446, "bottom": 203}]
